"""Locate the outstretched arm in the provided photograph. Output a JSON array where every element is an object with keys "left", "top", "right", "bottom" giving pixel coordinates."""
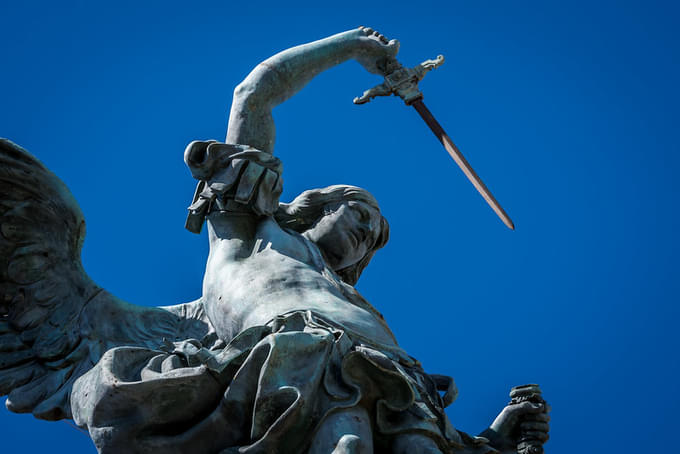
[
  {"left": 185, "top": 28, "right": 398, "bottom": 234},
  {"left": 225, "top": 27, "right": 399, "bottom": 153}
]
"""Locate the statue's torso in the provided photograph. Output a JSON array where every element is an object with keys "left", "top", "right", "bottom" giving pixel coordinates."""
[{"left": 202, "top": 216, "right": 397, "bottom": 347}]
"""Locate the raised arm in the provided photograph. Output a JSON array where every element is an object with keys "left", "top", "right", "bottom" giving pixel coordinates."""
[
  {"left": 225, "top": 27, "right": 399, "bottom": 153},
  {"left": 185, "top": 28, "right": 398, "bottom": 234}
]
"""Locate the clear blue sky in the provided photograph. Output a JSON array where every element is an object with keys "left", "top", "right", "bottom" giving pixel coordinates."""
[{"left": 1, "top": 1, "right": 678, "bottom": 452}]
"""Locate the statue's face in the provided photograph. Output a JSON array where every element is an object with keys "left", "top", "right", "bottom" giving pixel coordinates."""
[{"left": 304, "top": 200, "right": 382, "bottom": 270}]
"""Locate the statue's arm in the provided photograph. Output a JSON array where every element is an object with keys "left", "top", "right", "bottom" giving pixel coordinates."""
[
  {"left": 186, "top": 28, "right": 399, "bottom": 247},
  {"left": 225, "top": 27, "right": 399, "bottom": 153}
]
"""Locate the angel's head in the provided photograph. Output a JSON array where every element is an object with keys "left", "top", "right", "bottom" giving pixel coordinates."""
[{"left": 275, "top": 185, "right": 389, "bottom": 285}]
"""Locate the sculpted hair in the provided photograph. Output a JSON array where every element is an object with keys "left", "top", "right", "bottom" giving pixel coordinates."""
[{"left": 274, "top": 185, "right": 389, "bottom": 285}]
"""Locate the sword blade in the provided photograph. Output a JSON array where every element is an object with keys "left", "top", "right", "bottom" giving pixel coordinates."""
[{"left": 411, "top": 99, "right": 515, "bottom": 230}]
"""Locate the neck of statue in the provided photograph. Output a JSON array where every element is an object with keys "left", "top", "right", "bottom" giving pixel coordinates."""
[{"left": 206, "top": 211, "right": 259, "bottom": 245}]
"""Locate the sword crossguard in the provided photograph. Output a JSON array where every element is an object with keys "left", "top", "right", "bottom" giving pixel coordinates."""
[{"left": 353, "top": 54, "right": 444, "bottom": 106}]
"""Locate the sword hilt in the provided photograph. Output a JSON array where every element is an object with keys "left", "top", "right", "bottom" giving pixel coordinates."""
[
  {"left": 353, "top": 55, "right": 444, "bottom": 106},
  {"left": 509, "top": 384, "right": 548, "bottom": 454}
]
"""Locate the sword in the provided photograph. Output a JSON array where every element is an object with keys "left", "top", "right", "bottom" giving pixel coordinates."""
[{"left": 354, "top": 55, "right": 515, "bottom": 230}]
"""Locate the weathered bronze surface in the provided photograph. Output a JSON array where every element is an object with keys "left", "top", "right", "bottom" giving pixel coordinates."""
[{"left": 0, "top": 27, "right": 547, "bottom": 453}]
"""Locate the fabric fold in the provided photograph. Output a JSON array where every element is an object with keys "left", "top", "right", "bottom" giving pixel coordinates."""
[{"left": 72, "top": 311, "right": 491, "bottom": 454}]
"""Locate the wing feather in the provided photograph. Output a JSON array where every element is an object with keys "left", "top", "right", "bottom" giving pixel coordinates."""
[
  {"left": 0, "top": 139, "right": 214, "bottom": 420},
  {"left": 0, "top": 361, "right": 42, "bottom": 395}
]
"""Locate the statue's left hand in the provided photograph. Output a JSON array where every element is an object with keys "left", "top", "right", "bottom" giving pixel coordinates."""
[{"left": 480, "top": 400, "right": 550, "bottom": 453}]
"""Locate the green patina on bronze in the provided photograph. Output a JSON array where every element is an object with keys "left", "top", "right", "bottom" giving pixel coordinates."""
[{"left": 0, "top": 28, "right": 548, "bottom": 454}]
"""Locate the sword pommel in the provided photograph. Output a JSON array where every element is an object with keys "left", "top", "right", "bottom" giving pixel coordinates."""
[{"left": 353, "top": 55, "right": 444, "bottom": 105}]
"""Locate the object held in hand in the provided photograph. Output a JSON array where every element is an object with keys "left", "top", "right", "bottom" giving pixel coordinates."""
[
  {"left": 353, "top": 55, "right": 444, "bottom": 105},
  {"left": 510, "top": 384, "right": 547, "bottom": 454},
  {"left": 354, "top": 52, "right": 515, "bottom": 230}
]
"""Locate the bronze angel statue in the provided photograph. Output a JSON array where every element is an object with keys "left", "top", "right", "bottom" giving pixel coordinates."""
[{"left": 0, "top": 28, "right": 549, "bottom": 454}]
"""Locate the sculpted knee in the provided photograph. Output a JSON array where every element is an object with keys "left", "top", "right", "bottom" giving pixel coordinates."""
[{"left": 332, "top": 434, "right": 366, "bottom": 454}]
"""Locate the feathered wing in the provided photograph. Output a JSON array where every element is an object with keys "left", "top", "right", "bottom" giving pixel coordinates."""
[{"left": 0, "top": 139, "right": 213, "bottom": 421}]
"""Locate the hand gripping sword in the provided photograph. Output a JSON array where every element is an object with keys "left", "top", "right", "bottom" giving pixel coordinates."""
[{"left": 354, "top": 55, "right": 515, "bottom": 230}]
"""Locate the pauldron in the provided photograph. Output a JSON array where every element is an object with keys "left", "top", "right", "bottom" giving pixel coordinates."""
[{"left": 183, "top": 140, "right": 283, "bottom": 234}]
